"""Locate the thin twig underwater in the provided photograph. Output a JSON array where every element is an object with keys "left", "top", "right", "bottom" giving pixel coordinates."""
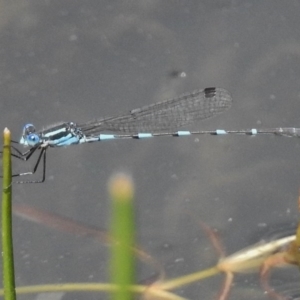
[{"left": 10, "top": 196, "right": 300, "bottom": 300}]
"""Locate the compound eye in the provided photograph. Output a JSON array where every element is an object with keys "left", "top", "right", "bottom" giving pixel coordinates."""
[
  {"left": 26, "top": 133, "right": 40, "bottom": 147},
  {"left": 23, "top": 123, "right": 36, "bottom": 135}
]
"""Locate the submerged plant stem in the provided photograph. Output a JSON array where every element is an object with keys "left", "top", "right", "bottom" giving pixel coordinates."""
[{"left": 158, "top": 266, "right": 220, "bottom": 290}]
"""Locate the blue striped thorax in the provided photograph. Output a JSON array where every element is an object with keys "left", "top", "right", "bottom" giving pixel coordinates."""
[{"left": 19, "top": 122, "right": 85, "bottom": 148}]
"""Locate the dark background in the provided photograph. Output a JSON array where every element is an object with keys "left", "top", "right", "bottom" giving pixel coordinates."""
[{"left": 1, "top": 1, "right": 300, "bottom": 299}]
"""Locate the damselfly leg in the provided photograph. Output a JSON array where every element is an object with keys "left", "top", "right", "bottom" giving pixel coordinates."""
[{"left": 0, "top": 142, "right": 47, "bottom": 183}]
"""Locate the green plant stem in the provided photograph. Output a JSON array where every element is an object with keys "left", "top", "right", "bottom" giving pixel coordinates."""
[
  {"left": 158, "top": 266, "right": 220, "bottom": 290},
  {"left": 2, "top": 128, "right": 16, "bottom": 300},
  {"left": 109, "top": 174, "right": 135, "bottom": 300},
  {"left": 0, "top": 283, "right": 187, "bottom": 300}
]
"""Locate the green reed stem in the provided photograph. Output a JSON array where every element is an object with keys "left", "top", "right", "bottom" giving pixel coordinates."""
[
  {"left": 2, "top": 128, "right": 16, "bottom": 300},
  {"left": 109, "top": 173, "right": 135, "bottom": 300}
]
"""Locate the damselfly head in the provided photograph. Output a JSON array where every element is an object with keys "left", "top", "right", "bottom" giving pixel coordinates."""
[{"left": 19, "top": 124, "right": 40, "bottom": 147}]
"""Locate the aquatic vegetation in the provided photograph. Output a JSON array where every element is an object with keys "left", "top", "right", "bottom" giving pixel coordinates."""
[{"left": 10, "top": 201, "right": 300, "bottom": 300}]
